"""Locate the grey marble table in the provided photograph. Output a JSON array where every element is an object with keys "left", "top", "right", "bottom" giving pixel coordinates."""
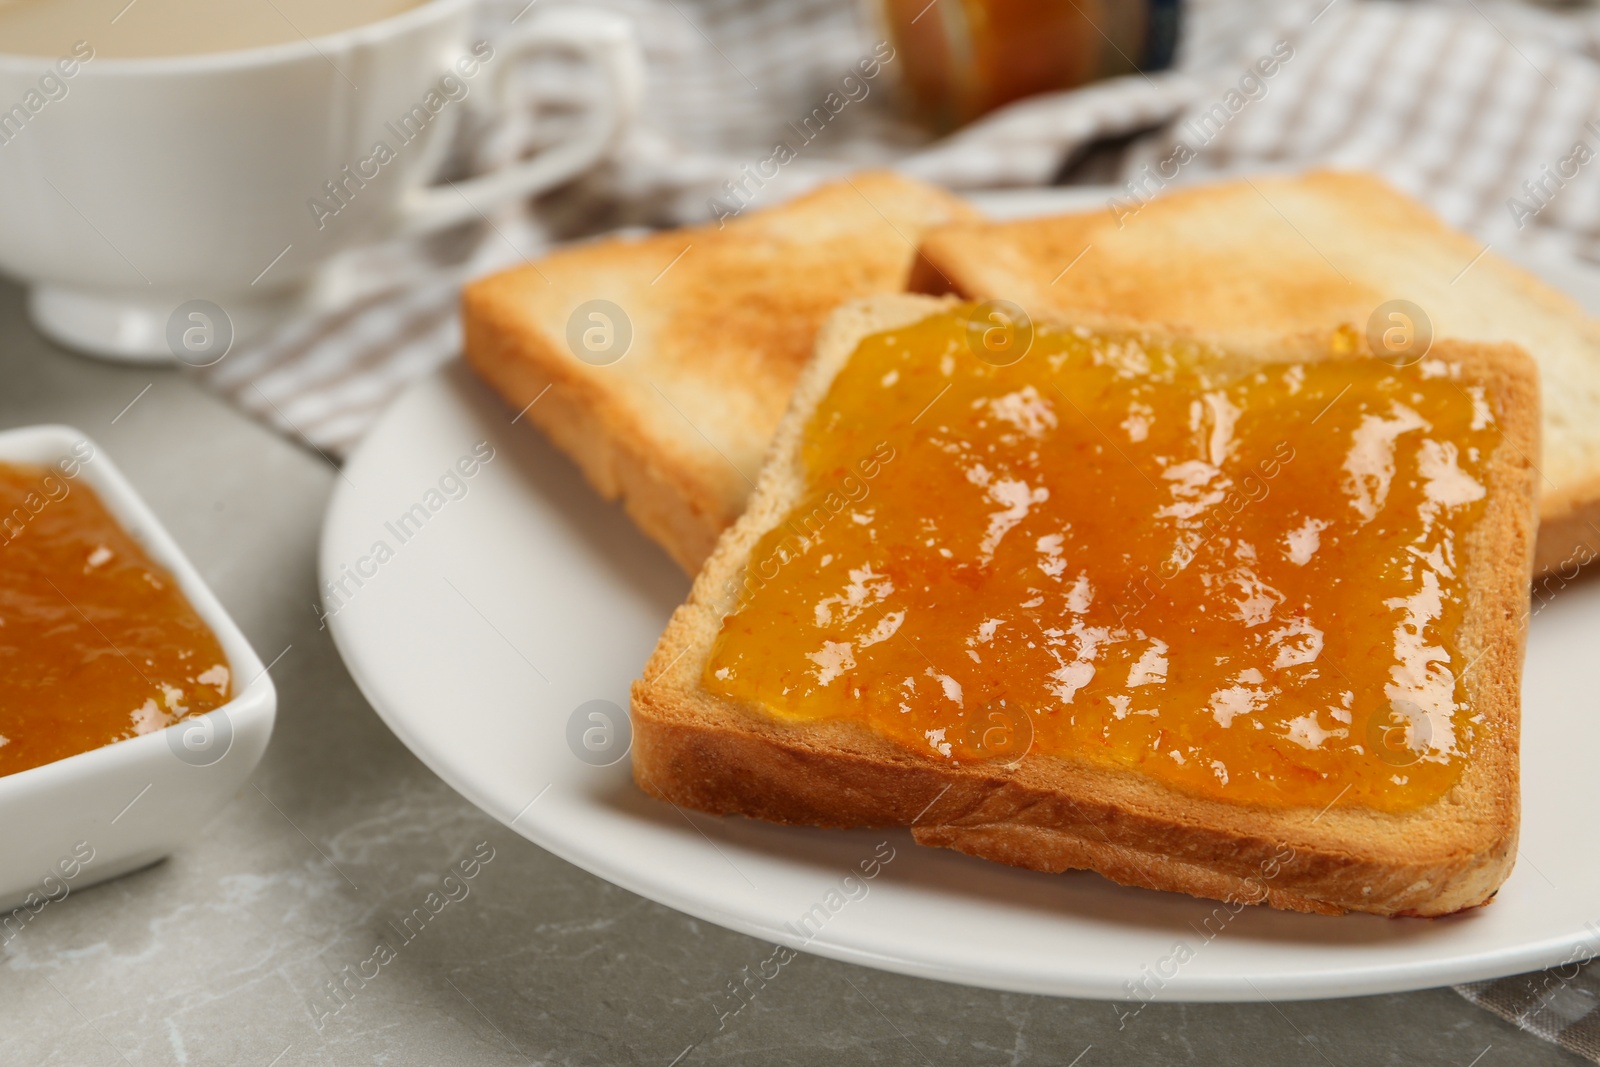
[{"left": 0, "top": 277, "right": 1574, "bottom": 1067}]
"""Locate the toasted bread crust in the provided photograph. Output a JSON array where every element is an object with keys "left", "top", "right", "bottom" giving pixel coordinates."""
[
  {"left": 462, "top": 301, "right": 724, "bottom": 570},
  {"left": 462, "top": 172, "right": 981, "bottom": 573},
  {"left": 631, "top": 294, "right": 1539, "bottom": 917},
  {"left": 913, "top": 169, "right": 1592, "bottom": 573}
]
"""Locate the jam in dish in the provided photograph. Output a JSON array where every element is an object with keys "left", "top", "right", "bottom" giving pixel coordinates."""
[{"left": 0, "top": 462, "right": 230, "bottom": 777}]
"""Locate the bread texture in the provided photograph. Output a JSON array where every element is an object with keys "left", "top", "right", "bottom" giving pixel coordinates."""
[
  {"left": 630, "top": 293, "right": 1540, "bottom": 917},
  {"left": 461, "top": 172, "right": 980, "bottom": 572},
  {"left": 912, "top": 169, "right": 1591, "bottom": 574}
]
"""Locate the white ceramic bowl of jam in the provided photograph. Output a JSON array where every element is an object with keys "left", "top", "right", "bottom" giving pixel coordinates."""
[{"left": 0, "top": 424, "right": 275, "bottom": 912}]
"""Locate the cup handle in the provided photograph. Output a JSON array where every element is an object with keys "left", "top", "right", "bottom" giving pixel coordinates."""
[{"left": 394, "top": 8, "right": 642, "bottom": 236}]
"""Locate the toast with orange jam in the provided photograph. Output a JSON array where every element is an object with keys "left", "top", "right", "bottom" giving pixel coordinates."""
[
  {"left": 912, "top": 170, "right": 1590, "bottom": 574},
  {"left": 630, "top": 293, "right": 1540, "bottom": 916}
]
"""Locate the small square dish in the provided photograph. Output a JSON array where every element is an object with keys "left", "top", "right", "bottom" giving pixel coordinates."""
[{"left": 0, "top": 424, "right": 275, "bottom": 914}]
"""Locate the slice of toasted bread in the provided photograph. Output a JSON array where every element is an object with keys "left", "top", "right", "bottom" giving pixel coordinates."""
[
  {"left": 631, "top": 293, "right": 1539, "bottom": 917},
  {"left": 461, "top": 172, "right": 980, "bottom": 572},
  {"left": 912, "top": 170, "right": 1592, "bottom": 574}
]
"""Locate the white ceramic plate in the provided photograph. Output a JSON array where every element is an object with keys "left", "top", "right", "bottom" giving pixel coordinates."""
[{"left": 323, "top": 188, "right": 1600, "bottom": 1001}]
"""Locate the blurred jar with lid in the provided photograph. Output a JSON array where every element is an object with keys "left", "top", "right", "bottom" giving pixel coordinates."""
[{"left": 872, "top": 0, "right": 1181, "bottom": 131}]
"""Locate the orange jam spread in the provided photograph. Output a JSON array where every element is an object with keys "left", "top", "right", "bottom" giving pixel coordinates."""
[
  {"left": 0, "top": 461, "right": 230, "bottom": 777},
  {"left": 704, "top": 307, "right": 1502, "bottom": 812}
]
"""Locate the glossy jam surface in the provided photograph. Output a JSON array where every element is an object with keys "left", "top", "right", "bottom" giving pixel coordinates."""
[
  {"left": 705, "top": 308, "right": 1501, "bottom": 812},
  {"left": 0, "top": 463, "right": 230, "bottom": 777}
]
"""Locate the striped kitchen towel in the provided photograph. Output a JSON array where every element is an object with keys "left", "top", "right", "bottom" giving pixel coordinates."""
[
  {"left": 199, "top": 0, "right": 1600, "bottom": 457},
  {"left": 1459, "top": 953, "right": 1600, "bottom": 1063}
]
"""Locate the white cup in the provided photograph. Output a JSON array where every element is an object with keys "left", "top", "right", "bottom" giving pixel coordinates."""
[{"left": 0, "top": 1, "right": 642, "bottom": 362}]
